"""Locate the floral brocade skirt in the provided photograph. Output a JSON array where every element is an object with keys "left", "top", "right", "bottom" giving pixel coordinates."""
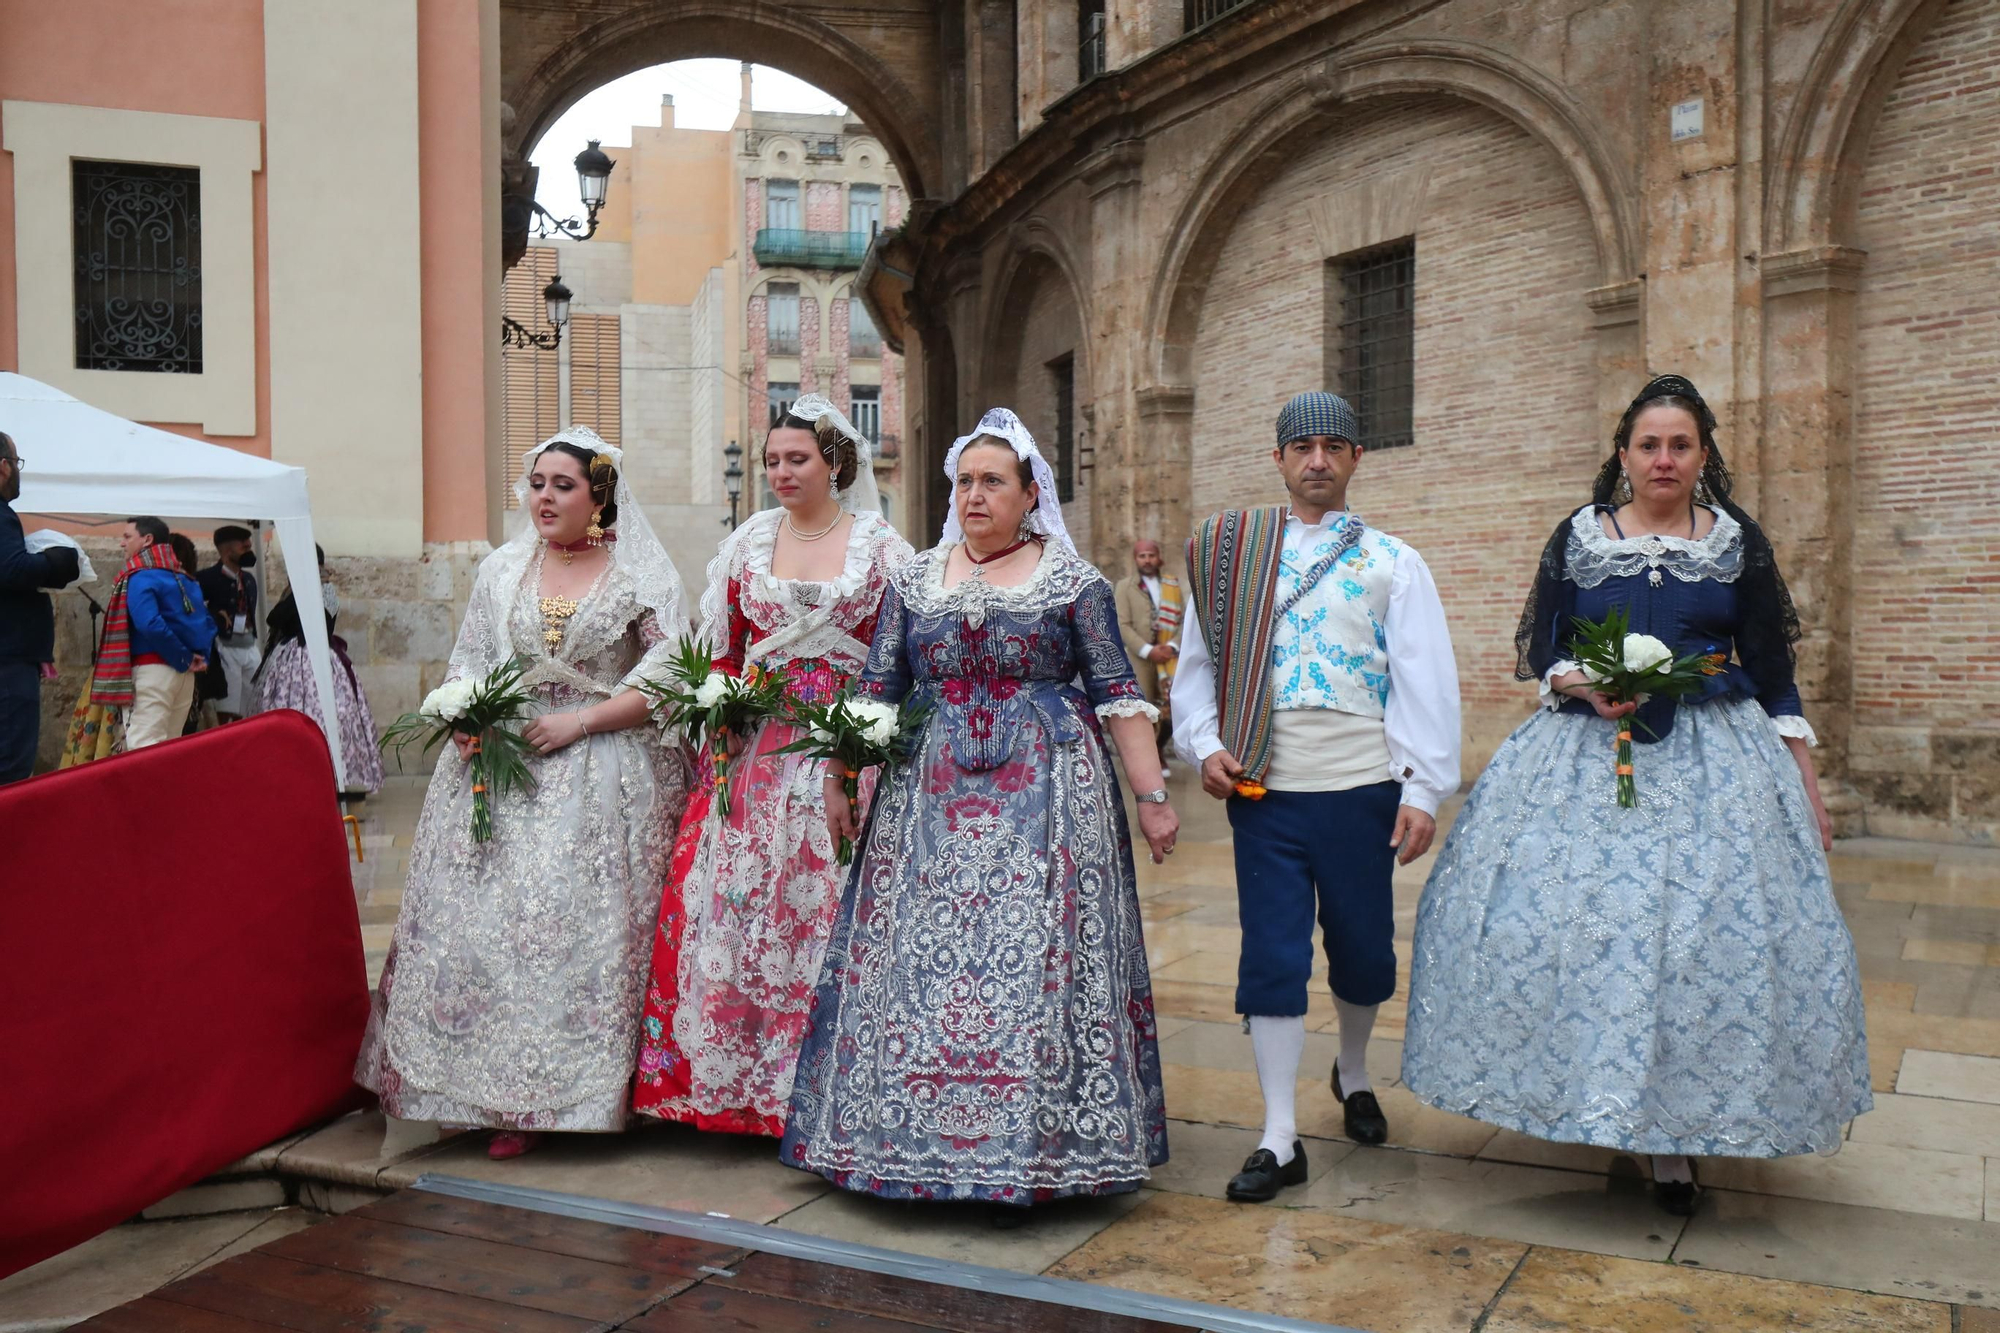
[
  {"left": 632, "top": 712, "right": 880, "bottom": 1136},
  {"left": 253, "top": 641, "right": 386, "bottom": 795},
  {"left": 1401, "top": 695, "right": 1871, "bottom": 1157},
  {"left": 781, "top": 715, "right": 1169, "bottom": 1202}
]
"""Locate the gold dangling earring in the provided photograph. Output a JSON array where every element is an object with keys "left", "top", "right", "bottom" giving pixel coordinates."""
[{"left": 586, "top": 509, "right": 605, "bottom": 546}]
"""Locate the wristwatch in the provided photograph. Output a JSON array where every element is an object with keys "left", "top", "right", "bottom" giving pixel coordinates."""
[{"left": 1135, "top": 788, "right": 1170, "bottom": 804}]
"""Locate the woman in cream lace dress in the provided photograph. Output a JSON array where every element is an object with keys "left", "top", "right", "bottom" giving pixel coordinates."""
[{"left": 355, "top": 427, "right": 691, "bottom": 1158}]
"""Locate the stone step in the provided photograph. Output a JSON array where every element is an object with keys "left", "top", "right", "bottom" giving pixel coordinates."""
[{"left": 148, "top": 1111, "right": 471, "bottom": 1220}]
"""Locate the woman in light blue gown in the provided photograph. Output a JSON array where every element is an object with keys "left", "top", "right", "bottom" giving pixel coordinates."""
[{"left": 1401, "top": 375, "right": 1870, "bottom": 1217}]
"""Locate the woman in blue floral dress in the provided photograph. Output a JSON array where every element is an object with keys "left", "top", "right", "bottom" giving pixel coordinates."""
[
  {"left": 782, "top": 409, "right": 1179, "bottom": 1222},
  {"left": 1401, "top": 375, "right": 1870, "bottom": 1217}
]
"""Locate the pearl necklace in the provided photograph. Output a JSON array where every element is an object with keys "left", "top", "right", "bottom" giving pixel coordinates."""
[{"left": 784, "top": 510, "right": 843, "bottom": 542}]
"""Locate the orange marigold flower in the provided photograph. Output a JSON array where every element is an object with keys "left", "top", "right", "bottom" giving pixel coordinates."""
[{"left": 1234, "top": 780, "right": 1268, "bottom": 801}]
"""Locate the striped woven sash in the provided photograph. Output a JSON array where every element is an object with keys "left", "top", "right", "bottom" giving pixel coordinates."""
[{"left": 1187, "top": 507, "right": 1288, "bottom": 782}]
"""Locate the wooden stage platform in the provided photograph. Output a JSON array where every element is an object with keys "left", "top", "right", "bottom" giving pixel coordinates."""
[{"left": 67, "top": 1176, "right": 1359, "bottom": 1333}]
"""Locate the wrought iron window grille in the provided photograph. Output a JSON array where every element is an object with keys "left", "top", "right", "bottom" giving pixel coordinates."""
[
  {"left": 1183, "top": 0, "right": 1253, "bottom": 32},
  {"left": 1331, "top": 239, "right": 1416, "bottom": 451},
  {"left": 1050, "top": 354, "right": 1078, "bottom": 504},
  {"left": 73, "top": 160, "right": 202, "bottom": 373}
]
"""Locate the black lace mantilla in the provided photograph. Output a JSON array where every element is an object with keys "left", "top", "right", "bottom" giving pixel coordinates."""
[{"left": 1513, "top": 503, "right": 1803, "bottom": 682}]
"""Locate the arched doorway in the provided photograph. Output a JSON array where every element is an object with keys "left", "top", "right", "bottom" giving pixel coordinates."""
[{"left": 983, "top": 250, "right": 1094, "bottom": 556}]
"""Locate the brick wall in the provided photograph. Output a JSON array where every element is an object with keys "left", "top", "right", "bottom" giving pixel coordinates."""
[
  {"left": 1190, "top": 95, "right": 1599, "bottom": 773},
  {"left": 1850, "top": 0, "right": 2000, "bottom": 841},
  {"left": 745, "top": 179, "right": 763, "bottom": 279}
]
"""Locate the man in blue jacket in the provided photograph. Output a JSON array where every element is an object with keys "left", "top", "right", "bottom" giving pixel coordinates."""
[
  {"left": 115, "top": 517, "right": 214, "bottom": 749},
  {"left": 0, "top": 432, "right": 81, "bottom": 782}
]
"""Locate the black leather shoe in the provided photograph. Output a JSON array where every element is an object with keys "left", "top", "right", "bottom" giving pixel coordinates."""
[
  {"left": 1654, "top": 1164, "right": 1700, "bottom": 1217},
  {"left": 1225, "top": 1141, "right": 1308, "bottom": 1202},
  {"left": 1332, "top": 1061, "right": 1388, "bottom": 1145}
]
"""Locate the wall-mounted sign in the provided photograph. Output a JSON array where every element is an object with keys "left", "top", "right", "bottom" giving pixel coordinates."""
[{"left": 1672, "top": 98, "right": 1705, "bottom": 143}]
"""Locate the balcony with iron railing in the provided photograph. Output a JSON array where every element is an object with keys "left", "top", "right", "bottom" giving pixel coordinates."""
[
  {"left": 1184, "top": 0, "right": 1253, "bottom": 30},
  {"left": 754, "top": 228, "right": 872, "bottom": 270}
]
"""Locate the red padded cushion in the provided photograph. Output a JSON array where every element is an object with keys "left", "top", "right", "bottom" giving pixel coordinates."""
[{"left": 0, "top": 712, "right": 370, "bottom": 1276}]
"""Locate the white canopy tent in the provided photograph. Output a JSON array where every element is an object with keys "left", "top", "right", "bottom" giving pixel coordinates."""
[{"left": 0, "top": 373, "right": 348, "bottom": 789}]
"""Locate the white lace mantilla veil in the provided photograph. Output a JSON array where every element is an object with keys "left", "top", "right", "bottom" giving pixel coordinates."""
[
  {"left": 938, "top": 407, "right": 1078, "bottom": 558},
  {"left": 695, "top": 392, "right": 885, "bottom": 642},
  {"left": 449, "top": 425, "right": 690, "bottom": 683}
]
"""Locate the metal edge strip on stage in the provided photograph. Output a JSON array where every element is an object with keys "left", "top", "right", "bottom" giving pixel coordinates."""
[{"left": 412, "top": 1174, "right": 1368, "bottom": 1333}]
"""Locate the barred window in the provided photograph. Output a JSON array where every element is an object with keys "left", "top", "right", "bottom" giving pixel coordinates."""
[
  {"left": 1328, "top": 239, "right": 1415, "bottom": 450},
  {"left": 72, "top": 160, "right": 202, "bottom": 373},
  {"left": 767, "top": 283, "right": 800, "bottom": 355},
  {"left": 1050, "top": 354, "right": 1076, "bottom": 504},
  {"left": 1183, "top": 0, "right": 1251, "bottom": 31}
]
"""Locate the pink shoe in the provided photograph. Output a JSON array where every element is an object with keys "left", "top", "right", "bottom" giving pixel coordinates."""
[{"left": 487, "top": 1130, "right": 544, "bottom": 1160}]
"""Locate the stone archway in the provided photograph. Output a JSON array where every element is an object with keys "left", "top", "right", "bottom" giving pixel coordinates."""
[
  {"left": 982, "top": 242, "right": 1095, "bottom": 556},
  {"left": 1143, "top": 40, "right": 1639, "bottom": 394},
  {"left": 502, "top": 0, "right": 943, "bottom": 205}
]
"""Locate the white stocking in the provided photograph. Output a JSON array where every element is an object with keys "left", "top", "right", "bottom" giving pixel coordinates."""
[
  {"left": 1652, "top": 1154, "right": 1694, "bottom": 1185},
  {"left": 1248, "top": 1015, "right": 1306, "bottom": 1163},
  {"left": 1333, "top": 998, "right": 1377, "bottom": 1094}
]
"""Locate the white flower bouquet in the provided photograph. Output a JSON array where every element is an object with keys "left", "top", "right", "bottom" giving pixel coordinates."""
[
  {"left": 1565, "top": 606, "right": 1724, "bottom": 808},
  {"left": 778, "top": 688, "right": 931, "bottom": 864},
  {"left": 380, "top": 658, "right": 539, "bottom": 841},
  {"left": 637, "top": 636, "right": 790, "bottom": 819}
]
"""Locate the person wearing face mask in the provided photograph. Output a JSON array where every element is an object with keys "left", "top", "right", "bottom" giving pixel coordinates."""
[
  {"left": 633, "top": 395, "right": 913, "bottom": 1138},
  {"left": 355, "top": 427, "right": 692, "bottom": 1161},
  {"left": 1173, "top": 391, "right": 1462, "bottom": 1203},
  {"left": 784, "top": 408, "right": 1176, "bottom": 1226},
  {"left": 196, "top": 524, "right": 261, "bottom": 723},
  {"left": 0, "top": 431, "right": 81, "bottom": 783},
  {"left": 1401, "top": 375, "right": 1868, "bottom": 1218},
  {"left": 250, "top": 544, "right": 385, "bottom": 799}
]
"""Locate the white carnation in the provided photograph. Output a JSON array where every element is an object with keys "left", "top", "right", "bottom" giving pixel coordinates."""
[
  {"left": 421, "top": 678, "right": 477, "bottom": 722},
  {"left": 1621, "top": 633, "right": 1673, "bottom": 675},
  {"left": 864, "top": 717, "right": 897, "bottom": 746},
  {"left": 848, "top": 699, "right": 899, "bottom": 730},
  {"left": 808, "top": 724, "right": 836, "bottom": 746},
  {"left": 692, "top": 674, "right": 728, "bottom": 708}
]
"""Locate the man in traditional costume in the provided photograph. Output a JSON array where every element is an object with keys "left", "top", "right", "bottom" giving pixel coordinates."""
[
  {"left": 1114, "top": 538, "right": 1184, "bottom": 777},
  {"left": 1173, "top": 391, "right": 1461, "bottom": 1202}
]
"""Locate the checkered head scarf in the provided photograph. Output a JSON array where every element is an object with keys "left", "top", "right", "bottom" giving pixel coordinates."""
[{"left": 1275, "top": 392, "right": 1359, "bottom": 447}]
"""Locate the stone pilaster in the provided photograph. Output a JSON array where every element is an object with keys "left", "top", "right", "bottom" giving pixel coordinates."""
[
  {"left": 1760, "top": 244, "right": 1865, "bottom": 823},
  {"left": 1080, "top": 136, "right": 1147, "bottom": 579}
]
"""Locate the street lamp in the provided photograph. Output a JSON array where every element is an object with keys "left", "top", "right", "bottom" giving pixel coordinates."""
[
  {"left": 722, "top": 440, "right": 744, "bottom": 529},
  {"left": 501, "top": 274, "right": 572, "bottom": 350},
  {"left": 527, "top": 140, "right": 616, "bottom": 241}
]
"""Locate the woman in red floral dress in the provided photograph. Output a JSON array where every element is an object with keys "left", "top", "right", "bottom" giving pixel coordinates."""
[{"left": 633, "top": 396, "right": 911, "bottom": 1134}]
